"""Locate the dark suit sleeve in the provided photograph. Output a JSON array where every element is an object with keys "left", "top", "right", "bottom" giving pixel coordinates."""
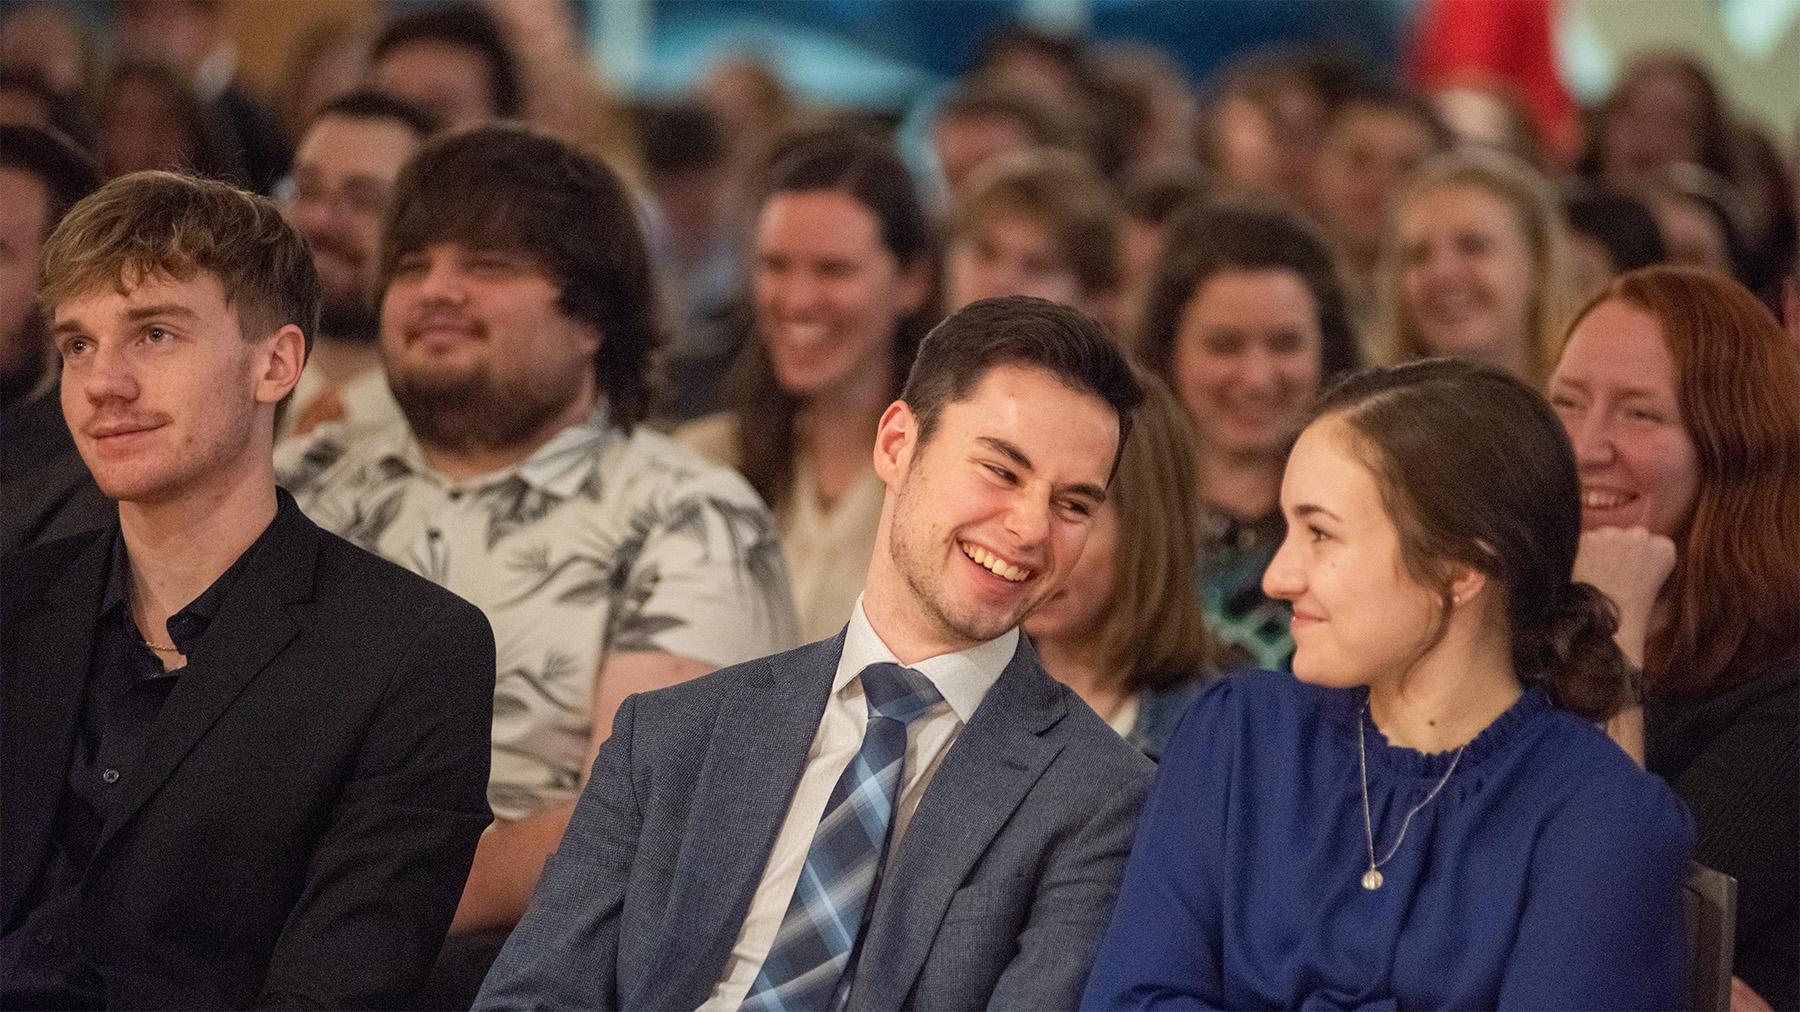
[
  {"left": 986, "top": 755, "right": 1153, "bottom": 1010},
  {"left": 255, "top": 596, "right": 496, "bottom": 1009},
  {"left": 475, "top": 693, "right": 644, "bottom": 1011}
]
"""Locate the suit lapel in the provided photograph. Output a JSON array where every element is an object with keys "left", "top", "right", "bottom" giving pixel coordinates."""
[
  {"left": 93, "top": 503, "right": 316, "bottom": 856},
  {"left": 637, "top": 635, "right": 842, "bottom": 1011},
  {"left": 2, "top": 531, "right": 111, "bottom": 917},
  {"left": 853, "top": 637, "right": 1067, "bottom": 1008}
]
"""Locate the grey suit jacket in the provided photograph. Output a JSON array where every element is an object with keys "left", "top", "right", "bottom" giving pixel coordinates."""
[{"left": 477, "top": 632, "right": 1155, "bottom": 1011}]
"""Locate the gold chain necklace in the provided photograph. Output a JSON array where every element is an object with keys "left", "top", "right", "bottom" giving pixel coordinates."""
[{"left": 1357, "top": 703, "right": 1464, "bottom": 890}]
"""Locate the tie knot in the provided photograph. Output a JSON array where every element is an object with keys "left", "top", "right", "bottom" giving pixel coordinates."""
[{"left": 858, "top": 663, "right": 943, "bottom": 726}]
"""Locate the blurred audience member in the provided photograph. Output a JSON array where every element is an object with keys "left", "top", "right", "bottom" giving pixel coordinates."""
[
  {"left": 931, "top": 82, "right": 1078, "bottom": 198},
  {"left": 1582, "top": 52, "right": 1735, "bottom": 192},
  {"left": 1199, "top": 47, "right": 1370, "bottom": 204},
  {"left": 95, "top": 61, "right": 248, "bottom": 185},
  {"left": 0, "top": 66, "right": 93, "bottom": 149},
  {"left": 679, "top": 130, "right": 935, "bottom": 644},
  {"left": 1564, "top": 185, "right": 1667, "bottom": 300},
  {"left": 0, "top": 124, "right": 103, "bottom": 556},
  {"left": 947, "top": 148, "right": 1118, "bottom": 322},
  {"left": 1646, "top": 162, "right": 1749, "bottom": 280},
  {"left": 279, "top": 128, "right": 798, "bottom": 997},
  {"left": 480, "top": 0, "right": 643, "bottom": 183},
  {"left": 1024, "top": 371, "right": 1212, "bottom": 758},
  {"left": 1138, "top": 200, "right": 1359, "bottom": 671},
  {"left": 1549, "top": 267, "right": 1799, "bottom": 1010},
  {"left": 1116, "top": 170, "right": 1209, "bottom": 340},
  {"left": 112, "top": 0, "right": 289, "bottom": 191},
  {"left": 1429, "top": 78, "right": 1546, "bottom": 166},
  {"left": 0, "top": 2, "right": 97, "bottom": 98},
  {"left": 369, "top": 2, "right": 521, "bottom": 129},
  {"left": 1728, "top": 122, "right": 1798, "bottom": 299},
  {"left": 700, "top": 56, "right": 795, "bottom": 227},
  {"left": 1376, "top": 150, "right": 1573, "bottom": 383},
  {"left": 279, "top": 20, "right": 372, "bottom": 141},
  {"left": 644, "top": 101, "right": 742, "bottom": 422},
  {"left": 971, "top": 23, "right": 1090, "bottom": 114},
  {"left": 275, "top": 92, "right": 439, "bottom": 440},
  {"left": 1308, "top": 81, "right": 1451, "bottom": 312},
  {"left": 1085, "top": 41, "right": 1200, "bottom": 181}
]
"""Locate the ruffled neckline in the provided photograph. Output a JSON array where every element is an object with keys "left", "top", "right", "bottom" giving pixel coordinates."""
[{"left": 1343, "top": 683, "right": 1550, "bottom": 780}]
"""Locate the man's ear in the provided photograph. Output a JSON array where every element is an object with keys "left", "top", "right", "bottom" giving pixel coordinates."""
[
  {"left": 254, "top": 324, "right": 307, "bottom": 405},
  {"left": 872, "top": 399, "right": 916, "bottom": 485}
]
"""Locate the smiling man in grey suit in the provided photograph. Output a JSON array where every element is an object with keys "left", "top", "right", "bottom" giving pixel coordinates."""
[{"left": 477, "top": 296, "right": 1153, "bottom": 1011}]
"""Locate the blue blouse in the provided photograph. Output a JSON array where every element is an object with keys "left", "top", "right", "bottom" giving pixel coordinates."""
[{"left": 1083, "top": 671, "right": 1694, "bottom": 1011}]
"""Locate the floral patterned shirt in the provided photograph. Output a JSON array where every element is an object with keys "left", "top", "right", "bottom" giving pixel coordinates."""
[{"left": 277, "top": 406, "right": 799, "bottom": 820}]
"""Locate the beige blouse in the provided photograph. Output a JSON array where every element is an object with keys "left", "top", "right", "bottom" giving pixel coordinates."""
[{"left": 677, "top": 413, "right": 884, "bottom": 644}]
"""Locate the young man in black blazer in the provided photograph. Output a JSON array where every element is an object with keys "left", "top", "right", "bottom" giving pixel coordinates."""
[{"left": 0, "top": 170, "right": 496, "bottom": 1008}]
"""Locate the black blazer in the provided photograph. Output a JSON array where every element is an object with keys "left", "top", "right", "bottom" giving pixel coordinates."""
[{"left": 1, "top": 493, "right": 496, "bottom": 1009}]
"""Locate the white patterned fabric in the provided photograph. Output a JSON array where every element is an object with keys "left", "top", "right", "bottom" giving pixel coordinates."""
[{"left": 277, "top": 406, "right": 799, "bottom": 820}]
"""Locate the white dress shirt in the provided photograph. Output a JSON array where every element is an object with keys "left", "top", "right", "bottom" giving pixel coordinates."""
[{"left": 700, "top": 598, "right": 1018, "bottom": 1010}]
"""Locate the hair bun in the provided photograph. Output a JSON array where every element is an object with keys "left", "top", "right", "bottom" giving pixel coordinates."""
[{"left": 1540, "top": 582, "right": 1633, "bottom": 720}]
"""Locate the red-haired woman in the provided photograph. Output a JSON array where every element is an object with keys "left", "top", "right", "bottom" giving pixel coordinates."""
[{"left": 1549, "top": 266, "right": 1800, "bottom": 1009}]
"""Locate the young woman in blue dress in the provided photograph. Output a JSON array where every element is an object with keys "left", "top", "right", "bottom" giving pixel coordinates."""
[{"left": 1083, "top": 358, "right": 1693, "bottom": 1010}]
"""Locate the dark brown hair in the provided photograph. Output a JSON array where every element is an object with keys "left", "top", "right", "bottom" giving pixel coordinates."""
[
  {"left": 903, "top": 295, "right": 1143, "bottom": 477},
  {"left": 378, "top": 123, "right": 663, "bottom": 430},
  {"left": 1564, "top": 267, "right": 1800, "bottom": 697},
  {"left": 1316, "top": 359, "right": 1634, "bottom": 720},
  {"left": 727, "top": 127, "right": 938, "bottom": 510},
  {"left": 1137, "top": 198, "right": 1360, "bottom": 380}
]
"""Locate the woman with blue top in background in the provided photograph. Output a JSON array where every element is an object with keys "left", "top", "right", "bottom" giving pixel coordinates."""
[{"left": 1083, "top": 359, "right": 1692, "bottom": 1010}]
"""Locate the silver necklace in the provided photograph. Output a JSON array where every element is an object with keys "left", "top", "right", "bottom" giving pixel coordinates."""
[{"left": 1357, "top": 703, "right": 1465, "bottom": 890}]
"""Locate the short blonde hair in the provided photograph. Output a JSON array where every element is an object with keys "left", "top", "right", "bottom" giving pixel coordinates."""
[
  {"left": 39, "top": 170, "right": 319, "bottom": 356},
  {"left": 1372, "top": 150, "right": 1574, "bottom": 384}
]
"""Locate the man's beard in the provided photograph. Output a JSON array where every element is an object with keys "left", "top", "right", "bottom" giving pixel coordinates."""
[{"left": 389, "top": 361, "right": 589, "bottom": 459}]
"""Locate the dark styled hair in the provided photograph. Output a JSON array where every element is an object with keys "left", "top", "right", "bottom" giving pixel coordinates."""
[
  {"left": 1316, "top": 359, "right": 1633, "bottom": 720},
  {"left": 1137, "top": 198, "right": 1360, "bottom": 380},
  {"left": 311, "top": 89, "right": 443, "bottom": 140},
  {"left": 903, "top": 296, "right": 1144, "bottom": 475},
  {"left": 0, "top": 124, "right": 101, "bottom": 230},
  {"left": 379, "top": 124, "right": 664, "bottom": 430},
  {"left": 1564, "top": 184, "right": 1667, "bottom": 274},
  {"left": 727, "top": 127, "right": 939, "bottom": 510},
  {"left": 41, "top": 170, "right": 320, "bottom": 360},
  {"left": 1563, "top": 267, "right": 1800, "bottom": 697},
  {"left": 370, "top": 2, "right": 522, "bottom": 118}
]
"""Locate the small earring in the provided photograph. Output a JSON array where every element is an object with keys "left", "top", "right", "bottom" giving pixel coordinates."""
[{"left": 1451, "top": 593, "right": 1463, "bottom": 606}]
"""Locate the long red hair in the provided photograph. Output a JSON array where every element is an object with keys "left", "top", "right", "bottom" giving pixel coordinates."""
[{"left": 1565, "top": 267, "right": 1800, "bottom": 697}]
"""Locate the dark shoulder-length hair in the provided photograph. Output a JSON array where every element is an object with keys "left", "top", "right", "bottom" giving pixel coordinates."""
[
  {"left": 1135, "top": 198, "right": 1360, "bottom": 390},
  {"left": 1564, "top": 266, "right": 1800, "bottom": 697},
  {"left": 728, "top": 126, "right": 939, "bottom": 511}
]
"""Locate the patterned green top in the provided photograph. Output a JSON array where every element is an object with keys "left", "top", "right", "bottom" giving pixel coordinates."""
[{"left": 1195, "top": 507, "right": 1293, "bottom": 672}]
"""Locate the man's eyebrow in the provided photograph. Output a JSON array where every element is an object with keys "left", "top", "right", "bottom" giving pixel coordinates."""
[
  {"left": 1063, "top": 481, "right": 1108, "bottom": 505},
  {"left": 977, "top": 436, "right": 1033, "bottom": 471},
  {"left": 124, "top": 304, "right": 201, "bottom": 321}
]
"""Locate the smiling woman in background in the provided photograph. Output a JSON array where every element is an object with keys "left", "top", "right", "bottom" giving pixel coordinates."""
[
  {"left": 1375, "top": 150, "right": 1574, "bottom": 384},
  {"left": 1548, "top": 266, "right": 1800, "bottom": 1010},
  {"left": 1024, "top": 371, "right": 1213, "bottom": 758},
  {"left": 1083, "top": 359, "right": 1690, "bottom": 1010},
  {"left": 679, "top": 128, "right": 936, "bottom": 643},
  {"left": 1136, "top": 200, "right": 1359, "bottom": 670}
]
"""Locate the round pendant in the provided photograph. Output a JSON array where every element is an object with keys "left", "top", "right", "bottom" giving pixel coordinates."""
[{"left": 1361, "top": 868, "right": 1384, "bottom": 891}]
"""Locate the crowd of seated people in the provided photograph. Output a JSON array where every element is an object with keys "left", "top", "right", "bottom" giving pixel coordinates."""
[{"left": 0, "top": 2, "right": 1795, "bottom": 1009}]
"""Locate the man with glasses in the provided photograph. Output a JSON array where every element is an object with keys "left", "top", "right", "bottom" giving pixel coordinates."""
[{"left": 274, "top": 91, "right": 439, "bottom": 439}]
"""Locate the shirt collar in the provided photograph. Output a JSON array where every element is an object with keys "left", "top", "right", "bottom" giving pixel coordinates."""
[
  {"left": 379, "top": 402, "right": 617, "bottom": 499},
  {"left": 833, "top": 596, "right": 1017, "bottom": 723}
]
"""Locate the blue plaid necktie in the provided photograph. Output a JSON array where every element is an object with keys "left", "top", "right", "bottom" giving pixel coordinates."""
[{"left": 740, "top": 662, "right": 944, "bottom": 1012}]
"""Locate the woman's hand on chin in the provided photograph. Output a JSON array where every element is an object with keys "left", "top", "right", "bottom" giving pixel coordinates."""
[{"left": 1572, "top": 526, "right": 1676, "bottom": 666}]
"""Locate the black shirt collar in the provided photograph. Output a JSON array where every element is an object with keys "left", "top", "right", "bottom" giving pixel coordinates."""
[{"left": 98, "top": 495, "right": 286, "bottom": 662}]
